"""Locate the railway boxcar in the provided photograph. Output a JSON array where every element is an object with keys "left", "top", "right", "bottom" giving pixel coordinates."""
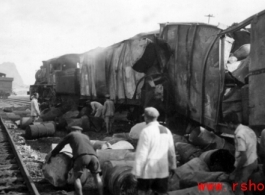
[
  {"left": 140, "top": 9, "right": 265, "bottom": 136},
  {"left": 0, "top": 72, "right": 13, "bottom": 99}
]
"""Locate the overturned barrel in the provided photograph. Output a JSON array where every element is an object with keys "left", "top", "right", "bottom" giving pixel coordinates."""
[
  {"left": 102, "top": 163, "right": 137, "bottom": 195},
  {"left": 26, "top": 122, "right": 56, "bottom": 139},
  {"left": 20, "top": 117, "right": 33, "bottom": 129},
  {"left": 169, "top": 158, "right": 209, "bottom": 191},
  {"left": 199, "top": 149, "right": 235, "bottom": 173},
  {"left": 42, "top": 152, "right": 72, "bottom": 187},
  {"left": 175, "top": 142, "right": 202, "bottom": 164},
  {"left": 189, "top": 128, "right": 234, "bottom": 153}
]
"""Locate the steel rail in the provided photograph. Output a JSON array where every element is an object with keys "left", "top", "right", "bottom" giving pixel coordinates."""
[{"left": 0, "top": 117, "right": 40, "bottom": 195}]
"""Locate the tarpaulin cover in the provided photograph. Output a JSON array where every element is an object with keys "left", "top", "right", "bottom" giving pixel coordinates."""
[{"left": 80, "top": 36, "right": 158, "bottom": 101}]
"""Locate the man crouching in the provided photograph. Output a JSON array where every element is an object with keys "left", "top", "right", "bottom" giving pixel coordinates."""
[{"left": 46, "top": 126, "right": 103, "bottom": 195}]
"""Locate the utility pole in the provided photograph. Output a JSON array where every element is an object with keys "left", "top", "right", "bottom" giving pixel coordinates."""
[{"left": 205, "top": 14, "right": 214, "bottom": 24}]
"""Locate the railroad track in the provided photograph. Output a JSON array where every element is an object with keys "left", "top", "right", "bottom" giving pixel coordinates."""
[{"left": 0, "top": 117, "right": 40, "bottom": 195}]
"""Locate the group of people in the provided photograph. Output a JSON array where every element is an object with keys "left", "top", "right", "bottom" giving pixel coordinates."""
[
  {"left": 34, "top": 88, "right": 259, "bottom": 195},
  {"left": 47, "top": 107, "right": 176, "bottom": 195},
  {"left": 30, "top": 92, "right": 115, "bottom": 134}
]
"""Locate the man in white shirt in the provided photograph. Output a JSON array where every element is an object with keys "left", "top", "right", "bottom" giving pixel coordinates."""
[
  {"left": 224, "top": 112, "right": 258, "bottom": 195},
  {"left": 31, "top": 92, "right": 41, "bottom": 122},
  {"left": 88, "top": 101, "right": 103, "bottom": 118},
  {"left": 132, "top": 107, "right": 176, "bottom": 195},
  {"left": 128, "top": 122, "right": 146, "bottom": 140}
]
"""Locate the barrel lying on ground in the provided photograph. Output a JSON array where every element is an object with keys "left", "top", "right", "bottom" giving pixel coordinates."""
[
  {"left": 42, "top": 152, "right": 92, "bottom": 187},
  {"left": 26, "top": 122, "right": 56, "bottom": 139},
  {"left": 102, "top": 162, "right": 137, "bottom": 195},
  {"left": 42, "top": 152, "right": 72, "bottom": 187},
  {"left": 20, "top": 117, "right": 33, "bottom": 129},
  {"left": 199, "top": 149, "right": 235, "bottom": 173},
  {"left": 169, "top": 157, "right": 209, "bottom": 191},
  {"left": 175, "top": 142, "right": 202, "bottom": 164},
  {"left": 189, "top": 128, "right": 234, "bottom": 153},
  {"left": 169, "top": 158, "right": 230, "bottom": 191}
]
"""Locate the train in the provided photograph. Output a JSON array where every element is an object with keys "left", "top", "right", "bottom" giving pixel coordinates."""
[
  {"left": 29, "top": 9, "right": 265, "bottom": 135},
  {"left": 28, "top": 30, "right": 170, "bottom": 120},
  {"left": 0, "top": 72, "right": 13, "bottom": 99}
]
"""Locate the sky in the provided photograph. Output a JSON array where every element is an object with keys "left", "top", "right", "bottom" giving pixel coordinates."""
[{"left": 0, "top": 0, "right": 265, "bottom": 85}]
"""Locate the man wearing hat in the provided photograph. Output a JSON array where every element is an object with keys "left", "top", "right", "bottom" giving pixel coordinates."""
[
  {"left": 132, "top": 107, "right": 176, "bottom": 195},
  {"left": 87, "top": 100, "right": 104, "bottom": 118},
  {"left": 46, "top": 126, "right": 103, "bottom": 195},
  {"left": 103, "top": 94, "right": 115, "bottom": 134}
]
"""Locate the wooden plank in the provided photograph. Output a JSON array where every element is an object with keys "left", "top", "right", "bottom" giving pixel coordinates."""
[
  {"left": 0, "top": 170, "right": 20, "bottom": 176},
  {"left": 0, "top": 154, "right": 15, "bottom": 160},
  {"left": 0, "top": 159, "right": 16, "bottom": 165},
  {"left": 0, "top": 177, "right": 24, "bottom": 184}
]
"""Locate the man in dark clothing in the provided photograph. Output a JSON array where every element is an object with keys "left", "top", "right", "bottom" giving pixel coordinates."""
[{"left": 47, "top": 126, "right": 103, "bottom": 195}]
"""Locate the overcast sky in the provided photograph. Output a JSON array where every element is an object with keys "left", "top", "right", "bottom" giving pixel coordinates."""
[{"left": 0, "top": 0, "right": 264, "bottom": 85}]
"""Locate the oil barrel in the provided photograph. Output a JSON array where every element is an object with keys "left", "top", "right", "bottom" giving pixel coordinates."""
[
  {"left": 20, "top": 117, "right": 33, "bottom": 129},
  {"left": 102, "top": 163, "right": 137, "bottom": 195},
  {"left": 175, "top": 142, "right": 202, "bottom": 164},
  {"left": 26, "top": 122, "right": 56, "bottom": 139},
  {"left": 189, "top": 128, "right": 234, "bottom": 153},
  {"left": 199, "top": 149, "right": 235, "bottom": 173},
  {"left": 233, "top": 44, "right": 250, "bottom": 61}
]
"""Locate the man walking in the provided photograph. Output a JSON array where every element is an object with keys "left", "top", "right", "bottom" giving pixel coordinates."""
[
  {"left": 132, "top": 107, "right": 176, "bottom": 195},
  {"left": 46, "top": 126, "right": 103, "bottom": 195},
  {"left": 103, "top": 94, "right": 115, "bottom": 134},
  {"left": 31, "top": 92, "right": 41, "bottom": 122},
  {"left": 224, "top": 112, "right": 258, "bottom": 195}
]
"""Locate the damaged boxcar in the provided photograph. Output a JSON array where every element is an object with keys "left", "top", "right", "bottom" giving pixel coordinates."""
[{"left": 145, "top": 10, "right": 265, "bottom": 136}]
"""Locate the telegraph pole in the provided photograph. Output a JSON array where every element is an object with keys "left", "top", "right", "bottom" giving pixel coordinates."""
[{"left": 205, "top": 14, "right": 214, "bottom": 24}]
